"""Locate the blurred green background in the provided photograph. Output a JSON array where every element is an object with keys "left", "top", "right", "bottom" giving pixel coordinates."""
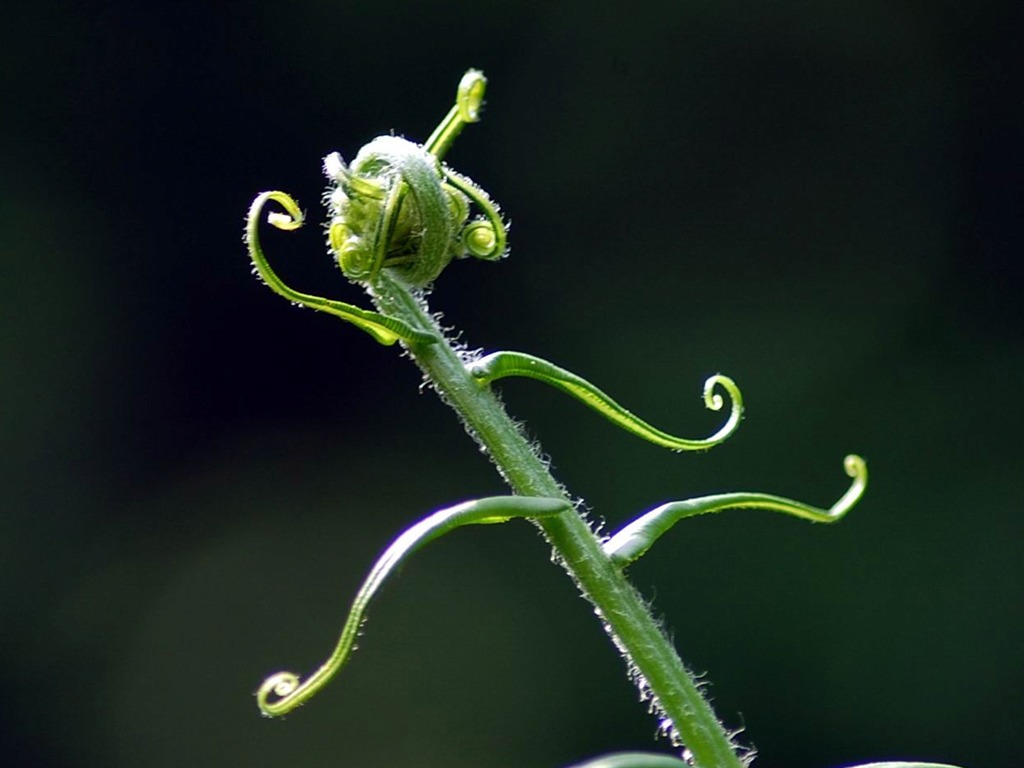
[{"left": 2, "top": 2, "right": 1021, "bottom": 767}]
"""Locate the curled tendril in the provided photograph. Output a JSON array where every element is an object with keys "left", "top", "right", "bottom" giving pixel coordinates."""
[
  {"left": 603, "top": 455, "right": 868, "bottom": 566},
  {"left": 245, "top": 191, "right": 436, "bottom": 346},
  {"left": 443, "top": 167, "right": 508, "bottom": 260},
  {"left": 256, "top": 495, "right": 569, "bottom": 717},
  {"left": 425, "top": 69, "right": 487, "bottom": 160},
  {"left": 467, "top": 351, "right": 744, "bottom": 452}
]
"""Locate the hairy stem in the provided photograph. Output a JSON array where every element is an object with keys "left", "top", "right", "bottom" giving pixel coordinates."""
[{"left": 369, "top": 271, "right": 746, "bottom": 768}]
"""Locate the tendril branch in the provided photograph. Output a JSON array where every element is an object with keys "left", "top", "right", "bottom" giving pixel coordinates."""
[
  {"left": 467, "top": 351, "right": 743, "bottom": 452},
  {"left": 425, "top": 69, "right": 487, "bottom": 160},
  {"left": 603, "top": 455, "right": 868, "bottom": 566},
  {"left": 245, "top": 191, "right": 436, "bottom": 346},
  {"left": 443, "top": 167, "right": 508, "bottom": 260},
  {"left": 257, "top": 495, "right": 569, "bottom": 717}
]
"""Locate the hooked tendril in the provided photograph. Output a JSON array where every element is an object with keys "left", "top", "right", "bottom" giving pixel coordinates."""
[
  {"left": 256, "top": 495, "right": 570, "bottom": 717},
  {"left": 443, "top": 167, "right": 508, "bottom": 260},
  {"left": 603, "top": 455, "right": 868, "bottom": 566},
  {"left": 245, "top": 191, "right": 436, "bottom": 346},
  {"left": 467, "top": 351, "right": 743, "bottom": 452},
  {"left": 425, "top": 69, "right": 487, "bottom": 160}
]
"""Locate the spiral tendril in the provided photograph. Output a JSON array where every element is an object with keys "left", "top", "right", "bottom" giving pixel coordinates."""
[
  {"left": 467, "top": 351, "right": 744, "bottom": 452},
  {"left": 443, "top": 167, "right": 508, "bottom": 260},
  {"left": 244, "top": 191, "right": 436, "bottom": 346},
  {"left": 463, "top": 220, "right": 498, "bottom": 257},
  {"left": 603, "top": 455, "right": 868, "bottom": 566},
  {"left": 256, "top": 495, "right": 569, "bottom": 717}
]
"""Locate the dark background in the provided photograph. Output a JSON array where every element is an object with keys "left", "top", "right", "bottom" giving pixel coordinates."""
[{"left": 2, "top": 2, "right": 1021, "bottom": 767}]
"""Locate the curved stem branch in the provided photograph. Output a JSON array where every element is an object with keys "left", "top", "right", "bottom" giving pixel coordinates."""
[
  {"left": 425, "top": 69, "right": 487, "bottom": 160},
  {"left": 257, "top": 495, "right": 569, "bottom": 717},
  {"left": 245, "top": 191, "right": 437, "bottom": 346},
  {"left": 468, "top": 351, "right": 743, "bottom": 452},
  {"left": 603, "top": 455, "right": 868, "bottom": 566}
]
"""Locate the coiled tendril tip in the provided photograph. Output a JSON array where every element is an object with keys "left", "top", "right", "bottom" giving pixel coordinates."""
[
  {"left": 469, "top": 352, "right": 744, "bottom": 452},
  {"left": 425, "top": 69, "right": 488, "bottom": 160},
  {"left": 457, "top": 69, "right": 486, "bottom": 123},
  {"left": 257, "top": 672, "right": 302, "bottom": 717},
  {"left": 245, "top": 190, "right": 436, "bottom": 346},
  {"left": 699, "top": 374, "right": 743, "bottom": 447},
  {"left": 266, "top": 210, "right": 302, "bottom": 231},
  {"left": 604, "top": 454, "right": 869, "bottom": 567},
  {"left": 255, "top": 495, "right": 569, "bottom": 717}
]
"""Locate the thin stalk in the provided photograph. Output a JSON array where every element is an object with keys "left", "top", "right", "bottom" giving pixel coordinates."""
[{"left": 369, "top": 272, "right": 746, "bottom": 768}]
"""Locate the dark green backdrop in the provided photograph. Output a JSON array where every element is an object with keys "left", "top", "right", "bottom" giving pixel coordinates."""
[{"left": 2, "top": 3, "right": 1021, "bottom": 768}]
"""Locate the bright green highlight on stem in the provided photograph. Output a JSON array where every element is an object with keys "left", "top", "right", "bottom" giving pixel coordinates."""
[
  {"left": 604, "top": 454, "right": 868, "bottom": 566},
  {"left": 468, "top": 351, "right": 743, "bottom": 452},
  {"left": 257, "top": 495, "right": 570, "bottom": 717}
]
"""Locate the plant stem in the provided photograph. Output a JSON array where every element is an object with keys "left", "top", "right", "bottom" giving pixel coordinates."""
[{"left": 369, "top": 272, "right": 746, "bottom": 768}]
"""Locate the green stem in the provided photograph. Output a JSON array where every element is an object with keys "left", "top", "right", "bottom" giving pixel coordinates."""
[{"left": 368, "top": 272, "right": 746, "bottom": 768}]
